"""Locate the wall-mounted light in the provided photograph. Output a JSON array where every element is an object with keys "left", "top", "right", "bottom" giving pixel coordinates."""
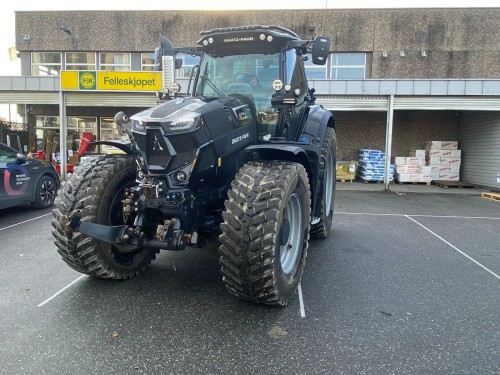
[
  {"left": 382, "top": 51, "right": 388, "bottom": 58},
  {"left": 399, "top": 50, "right": 405, "bottom": 57},
  {"left": 22, "top": 34, "right": 30, "bottom": 41},
  {"left": 421, "top": 50, "right": 427, "bottom": 58}
]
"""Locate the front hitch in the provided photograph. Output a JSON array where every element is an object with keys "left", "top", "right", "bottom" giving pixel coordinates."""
[
  {"left": 64, "top": 210, "right": 131, "bottom": 244},
  {"left": 63, "top": 211, "right": 187, "bottom": 251}
]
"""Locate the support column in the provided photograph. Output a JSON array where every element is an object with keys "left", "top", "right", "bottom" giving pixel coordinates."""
[
  {"left": 384, "top": 94, "right": 394, "bottom": 191},
  {"left": 59, "top": 90, "right": 67, "bottom": 180}
]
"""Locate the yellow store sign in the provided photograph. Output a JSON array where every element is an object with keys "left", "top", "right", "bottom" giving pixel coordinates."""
[{"left": 61, "top": 71, "right": 163, "bottom": 92}]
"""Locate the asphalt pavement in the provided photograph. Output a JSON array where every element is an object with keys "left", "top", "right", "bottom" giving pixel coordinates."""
[{"left": 0, "top": 186, "right": 499, "bottom": 375}]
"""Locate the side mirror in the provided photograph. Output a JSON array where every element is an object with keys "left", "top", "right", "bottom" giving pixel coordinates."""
[
  {"left": 15, "top": 154, "right": 27, "bottom": 163},
  {"left": 175, "top": 58, "right": 183, "bottom": 69},
  {"left": 311, "top": 36, "right": 330, "bottom": 65}
]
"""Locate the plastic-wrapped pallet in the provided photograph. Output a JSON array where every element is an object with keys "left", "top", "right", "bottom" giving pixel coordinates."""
[
  {"left": 336, "top": 161, "right": 358, "bottom": 181},
  {"left": 357, "top": 149, "right": 394, "bottom": 182},
  {"left": 425, "top": 141, "right": 461, "bottom": 181},
  {"left": 392, "top": 150, "right": 430, "bottom": 183}
]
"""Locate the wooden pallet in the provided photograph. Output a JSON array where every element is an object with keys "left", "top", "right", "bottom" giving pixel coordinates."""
[
  {"left": 336, "top": 178, "right": 353, "bottom": 183},
  {"left": 433, "top": 180, "right": 475, "bottom": 189},
  {"left": 481, "top": 192, "right": 500, "bottom": 202},
  {"left": 395, "top": 181, "right": 431, "bottom": 185}
]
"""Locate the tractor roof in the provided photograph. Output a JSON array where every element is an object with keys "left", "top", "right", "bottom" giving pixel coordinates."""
[{"left": 197, "top": 25, "right": 305, "bottom": 57}]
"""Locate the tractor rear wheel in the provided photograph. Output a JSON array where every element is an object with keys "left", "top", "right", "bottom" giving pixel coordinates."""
[
  {"left": 219, "top": 161, "right": 311, "bottom": 306},
  {"left": 52, "top": 155, "right": 158, "bottom": 279}
]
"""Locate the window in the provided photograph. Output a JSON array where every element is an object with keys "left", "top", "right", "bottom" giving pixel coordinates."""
[
  {"left": 65, "top": 52, "right": 96, "bottom": 70},
  {"left": 304, "top": 54, "right": 327, "bottom": 79},
  {"left": 99, "top": 53, "right": 131, "bottom": 71},
  {"left": 31, "top": 52, "right": 61, "bottom": 76},
  {"left": 176, "top": 53, "right": 200, "bottom": 78},
  {"left": 331, "top": 53, "right": 367, "bottom": 79},
  {"left": 0, "top": 143, "right": 22, "bottom": 161},
  {"left": 141, "top": 53, "right": 156, "bottom": 71}
]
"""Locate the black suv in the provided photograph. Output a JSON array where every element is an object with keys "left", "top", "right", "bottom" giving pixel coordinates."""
[{"left": 0, "top": 142, "right": 59, "bottom": 210}]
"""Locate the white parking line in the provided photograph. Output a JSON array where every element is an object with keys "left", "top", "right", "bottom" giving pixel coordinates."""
[
  {"left": 298, "top": 282, "right": 306, "bottom": 318},
  {"left": 37, "top": 275, "right": 87, "bottom": 307},
  {"left": 336, "top": 212, "right": 500, "bottom": 220},
  {"left": 0, "top": 213, "right": 52, "bottom": 231},
  {"left": 405, "top": 215, "right": 500, "bottom": 280}
]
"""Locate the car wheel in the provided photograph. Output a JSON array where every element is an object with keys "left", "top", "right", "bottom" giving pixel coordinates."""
[{"left": 32, "top": 175, "right": 57, "bottom": 208}]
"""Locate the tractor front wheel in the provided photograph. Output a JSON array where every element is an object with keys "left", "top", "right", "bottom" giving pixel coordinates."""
[
  {"left": 219, "top": 161, "right": 311, "bottom": 306},
  {"left": 52, "top": 155, "right": 158, "bottom": 279}
]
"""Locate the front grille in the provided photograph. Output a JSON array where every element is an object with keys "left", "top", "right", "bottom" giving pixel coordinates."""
[
  {"left": 134, "top": 129, "right": 197, "bottom": 173},
  {"left": 146, "top": 129, "right": 171, "bottom": 169}
]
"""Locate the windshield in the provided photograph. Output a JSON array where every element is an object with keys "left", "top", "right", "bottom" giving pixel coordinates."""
[{"left": 195, "top": 53, "right": 279, "bottom": 101}]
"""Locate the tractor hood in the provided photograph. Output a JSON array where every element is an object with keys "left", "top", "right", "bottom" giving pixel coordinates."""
[
  {"left": 131, "top": 96, "right": 255, "bottom": 135},
  {"left": 130, "top": 95, "right": 256, "bottom": 174}
]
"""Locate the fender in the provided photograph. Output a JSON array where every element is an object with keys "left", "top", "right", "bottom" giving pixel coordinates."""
[
  {"left": 300, "top": 105, "right": 335, "bottom": 218},
  {"left": 240, "top": 144, "right": 319, "bottom": 216},
  {"left": 300, "top": 104, "right": 335, "bottom": 146},
  {"left": 83, "top": 140, "right": 135, "bottom": 155}
]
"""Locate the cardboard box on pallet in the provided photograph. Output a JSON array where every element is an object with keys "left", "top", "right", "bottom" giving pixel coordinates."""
[
  {"left": 428, "top": 157, "right": 461, "bottom": 167},
  {"left": 405, "top": 157, "right": 426, "bottom": 166},
  {"left": 425, "top": 141, "right": 459, "bottom": 150},
  {"left": 436, "top": 173, "right": 460, "bottom": 181},
  {"left": 395, "top": 165, "right": 421, "bottom": 173},
  {"left": 426, "top": 149, "right": 462, "bottom": 158},
  {"left": 409, "top": 149, "right": 426, "bottom": 158},
  {"left": 396, "top": 173, "right": 431, "bottom": 183},
  {"left": 391, "top": 157, "right": 426, "bottom": 166}
]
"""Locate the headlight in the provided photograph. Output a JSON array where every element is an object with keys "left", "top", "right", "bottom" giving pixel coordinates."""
[
  {"left": 163, "top": 111, "right": 201, "bottom": 132},
  {"left": 132, "top": 119, "right": 146, "bottom": 133}
]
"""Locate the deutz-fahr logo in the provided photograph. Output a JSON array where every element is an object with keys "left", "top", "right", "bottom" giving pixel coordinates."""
[
  {"left": 223, "top": 37, "right": 254, "bottom": 43},
  {"left": 79, "top": 71, "right": 96, "bottom": 90}
]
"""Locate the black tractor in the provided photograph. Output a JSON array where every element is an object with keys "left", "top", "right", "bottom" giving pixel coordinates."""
[{"left": 52, "top": 25, "right": 336, "bottom": 306}]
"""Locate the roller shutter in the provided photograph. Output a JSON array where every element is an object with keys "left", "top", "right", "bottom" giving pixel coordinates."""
[{"left": 459, "top": 112, "right": 500, "bottom": 189}]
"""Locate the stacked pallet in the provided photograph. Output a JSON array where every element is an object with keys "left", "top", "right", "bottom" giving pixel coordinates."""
[
  {"left": 336, "top": 161, "right": 358, "bottom": 182},
  {"left": 425, "top": 141, "right": 461, "bottom": 182},
  {"left": 357, "top": 149, "right": 394, "bottom": 182},
  {"left": 392, "top": 149, "right": 430, "bottom": 184}
]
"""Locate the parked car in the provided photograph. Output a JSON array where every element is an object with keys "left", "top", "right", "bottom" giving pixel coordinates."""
[{"left": 0, "top": 142, "right": 59, "bottom": 209}]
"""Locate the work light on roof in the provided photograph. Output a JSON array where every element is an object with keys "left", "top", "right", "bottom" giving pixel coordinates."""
[
  {"left": 260, "top": 34, "right": 266, "bottom": 40},
  {"left": 273, "top": 79, "right": 283, "bottom": 91}
]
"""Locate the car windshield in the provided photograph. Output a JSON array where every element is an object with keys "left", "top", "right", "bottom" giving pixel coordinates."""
[{"left": 194, "top": 53, "right": 279, "bottom": 100}]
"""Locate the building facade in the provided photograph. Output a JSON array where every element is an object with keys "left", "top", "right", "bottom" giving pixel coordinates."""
[{"left": 1, "top": 8, "right": 499, "bottom": 187}]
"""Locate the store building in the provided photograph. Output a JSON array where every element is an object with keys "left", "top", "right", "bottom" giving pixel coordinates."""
[{"left": 0, "top": 8, "right": 499, "bottom": 187}]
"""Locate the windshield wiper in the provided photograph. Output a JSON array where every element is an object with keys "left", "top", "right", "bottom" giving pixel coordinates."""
[{"left": 200, "top": 75, "right": 225, "bottom": 97}]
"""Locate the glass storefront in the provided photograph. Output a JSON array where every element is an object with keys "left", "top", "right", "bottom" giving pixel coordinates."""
[{"left": 35, "top": 116, "right": 97, "bottom": 161}]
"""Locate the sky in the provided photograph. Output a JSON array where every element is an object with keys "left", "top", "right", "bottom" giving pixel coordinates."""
[{"left": 1, "top": 0, "right": 498, "bottom": 120}]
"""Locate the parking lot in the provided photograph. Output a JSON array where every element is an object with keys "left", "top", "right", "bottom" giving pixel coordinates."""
[{"left": 1, "top": 185, "right": 499, "bottom": 375}]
